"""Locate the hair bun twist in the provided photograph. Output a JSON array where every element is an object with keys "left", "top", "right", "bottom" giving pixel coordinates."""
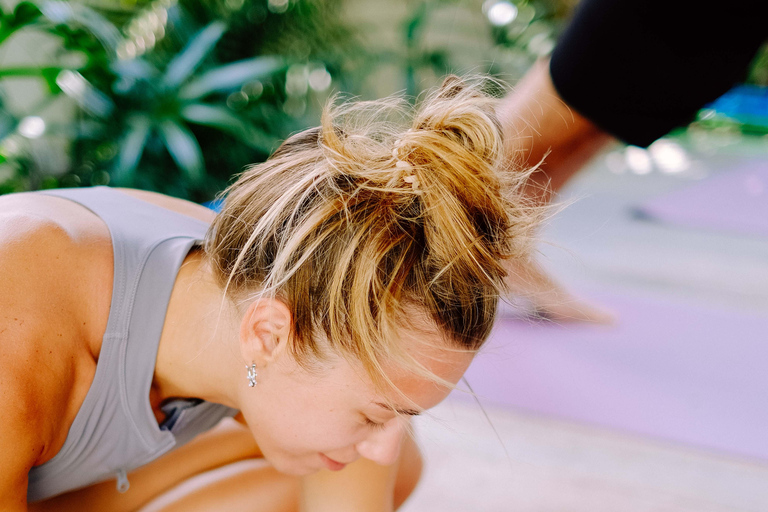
[{"left": 391, "top": 76, "right": 526, "bottom": 292}]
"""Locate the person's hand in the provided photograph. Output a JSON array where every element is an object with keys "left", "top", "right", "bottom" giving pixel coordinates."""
[{"left": 500, "top": 257, "right": 614, "bottom": 324}]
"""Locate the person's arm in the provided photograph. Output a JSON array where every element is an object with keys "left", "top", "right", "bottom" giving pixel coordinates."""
[
  {"left": 496, "top": 59, "right": 614, "bottom": 323},
  {"left": 300, "top": 457, "right": 398, "bottom": 512},
  {"left": 0, "top": 392, "right": 38, "bottom": 511},
  {"left": 496, "top": 0, "right": 766, "bottom": 322},
  {"left": 0, "top": 215, "right": 82, "bottom": 511},
  {"left": 499, "top": 58, "right": 615, "bottom": 205},
  {"left": 299, "top": 431, "right": 421, "bottom": 512},
  {"left": 497, "top": 55, "right": 618, "bottom": 323}
]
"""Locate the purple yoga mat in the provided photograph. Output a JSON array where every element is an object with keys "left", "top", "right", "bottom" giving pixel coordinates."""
[
  {"left": 635, "top": 159, "right": 768, "bottom": 237},
  {"left": 463, "top": 289, "right": 768, "bottom": 462}
]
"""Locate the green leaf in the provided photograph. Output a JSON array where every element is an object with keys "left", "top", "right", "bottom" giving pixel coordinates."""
[
  {"left": 11, "top": 2, "right": 42, "bottom": 27},
  {"left": 0, "top": 66, "right": 65, "bottom": 77},
  {"left": 110, "top": 59, "right": 159, "bottom": 81},
  {"left": 112, "top": 115, "right": 151, "bottom": 185},
  {"left": 0, "top": 111, "right": 16, "bottom": 140},
  {"left": 55, "top": 70, "right": 114, "bottom": 118},
  {"left": 40, "top": 67, "right": 62, "bottom": 94},
  {"left": 178, "top": 56, "right": 283, "bottom": 100},
  {"left": 39, "top": 1, "right": 120, "bottom": 56},
  {"left": 0, "top": 66, "right": 70, "bottom": 94},
  {"left": 0, "top": 2, "right": 42, "bottom": 46},
  {"left": 180, "top": 103, "right": 278, "bottom": 152},
  {"left": 163, "top": 21, "right": 227, "bottom": 90},
  {"left": 158, "top": 120, "right": 205, "bottom": 183}
]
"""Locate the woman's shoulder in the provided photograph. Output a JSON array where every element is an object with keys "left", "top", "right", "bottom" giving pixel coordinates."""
[
  {"left": 114, "top": 188, "right": 217, "bottom": 224},
  {"left": 0, "top": 193, "right": 112, "bottom": 461},
  {"left": 0, "top": 187, "right": 215, "bottom": 340},
  {"left": 0, "top": 187, "right": 215, "bottom": 288},
  {"left": 0, "top": 191, "right": 114, "bottom": 301},
  {"left": 0, "top": 189, "right": 116, "bottom": 345}
]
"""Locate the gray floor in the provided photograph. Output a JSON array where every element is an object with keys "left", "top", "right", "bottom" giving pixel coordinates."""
[
  {"left": 401, "top": 135, "right": 768, "bottom": 512},
  {"left": 536, "top": 137, "right": 768, "bottom": 314}
]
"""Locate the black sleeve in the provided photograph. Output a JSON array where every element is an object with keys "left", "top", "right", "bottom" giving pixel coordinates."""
[{"left": 549, "top": 0, "right": 768, "bottom": 147}]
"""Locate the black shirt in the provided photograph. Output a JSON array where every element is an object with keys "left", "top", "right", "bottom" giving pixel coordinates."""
[{"left": 549, "top": 0, "right": 768, "bottom": 147}]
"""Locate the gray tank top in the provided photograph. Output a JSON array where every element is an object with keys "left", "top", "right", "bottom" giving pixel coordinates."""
[{"left": 26, "top": 187, "right": 238, "bottom": 502}]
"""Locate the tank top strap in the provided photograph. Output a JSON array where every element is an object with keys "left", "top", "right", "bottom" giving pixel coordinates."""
[{"left": 39, "top": 186, "right": 209, "bottom": 337}]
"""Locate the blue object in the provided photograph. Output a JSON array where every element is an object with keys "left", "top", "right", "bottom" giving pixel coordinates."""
[
  {"left": 707, "top": 84, "right": 768, "bottom": 127},
  {"left": 203, "top": 197, "right": 224, "bottom": 212}
]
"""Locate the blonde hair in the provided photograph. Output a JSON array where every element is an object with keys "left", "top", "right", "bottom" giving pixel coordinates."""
[{"left": 205, "top": 76, "right": 539, "bottom": 387}]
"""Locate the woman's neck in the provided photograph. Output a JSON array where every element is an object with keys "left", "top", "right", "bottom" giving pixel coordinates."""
[{"left": 152, "top": 249, "right": 243, "bottom": 410}]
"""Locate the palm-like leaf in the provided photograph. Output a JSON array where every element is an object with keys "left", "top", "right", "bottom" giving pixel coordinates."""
[
  {"left": 162, "top": 21, "right": 227, "bottom": 90},
  {"left": 180, "top": 103, "right": 278, "bottom": 152},
  {"left": 112, "top": 114, "right": 151, "bottom": 184},
  {"left": 179, "top": 56, "right": 284, "bottom": 100},
  {"left": 158, "top": 120, "right": 204, "bottom": 183},
  {"left": 1, "top": 0, "right": 354, "bottom": 199},
  {"left": 39, "top": 1, "right": 121, "bottom": 56}
]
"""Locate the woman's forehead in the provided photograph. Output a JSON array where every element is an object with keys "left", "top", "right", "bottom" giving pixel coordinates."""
[
  {"left": 285, "top": 310, "right": 475, "bottom": 410},
  {"left": 343, "top": 334, "right": 474, "bottom": 415}
]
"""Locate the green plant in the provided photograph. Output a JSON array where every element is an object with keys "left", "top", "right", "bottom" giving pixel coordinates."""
[
  {"left": 82, "top": 19, "right": 285, "bottom": 192},
  {"left": 336, "top": 0, "right": 571, "bottom": 102},
  {"left": 0, "top": 0, "right": 354, "bottom": 200}
]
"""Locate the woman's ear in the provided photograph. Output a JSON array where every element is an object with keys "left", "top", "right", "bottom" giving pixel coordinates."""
[{"left": 239, "top": 298, "right": 292, "bottom": 366}]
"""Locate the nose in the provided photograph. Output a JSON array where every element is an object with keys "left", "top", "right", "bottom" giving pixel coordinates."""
[{"left": 355, "top": 419, "right": 406, "bottom": 466}]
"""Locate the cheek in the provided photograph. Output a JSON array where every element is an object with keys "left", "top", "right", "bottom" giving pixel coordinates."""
[
  {"left": 242, "top": 384, "right": 361, "bottom": 455},
  {"left": 276, "top": 405, "right": 362, "bottom": 451}
]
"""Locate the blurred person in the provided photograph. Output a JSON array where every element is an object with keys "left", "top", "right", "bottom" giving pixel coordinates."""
[
  {"left": 498, "top": 0, "right": 768, "bottom": 321},
  {"left": 0, "top": 77, "right": 539, "bottom": 512}
]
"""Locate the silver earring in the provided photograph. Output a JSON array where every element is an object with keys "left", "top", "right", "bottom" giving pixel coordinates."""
[{"left": 246, "top": 364, "right": 258, "bottom": 387}]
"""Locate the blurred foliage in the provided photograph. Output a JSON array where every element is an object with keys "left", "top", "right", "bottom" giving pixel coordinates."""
[
  {"left": 0, "top": 0, "right": 765, "bottom": 199},
  {"left": 0, "top": 0, "right": 355, "bottom": 200},
  {"left": 747, "top": 44, "right": 768, "bottom": 87},
  {"left": 351, "top": 0, "right": 573, "bottom": 98}
]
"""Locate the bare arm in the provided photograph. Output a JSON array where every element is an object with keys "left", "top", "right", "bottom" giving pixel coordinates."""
[
  {"left": 0, "top": 225, "right": 54, "bottom": 512},
  {"left": 0, "top": 207, "right": 119, "bottom": 511},
  {"left": 497, "top": 59, "right": 615, "bottom": 323},
  {"left": 0, "top": 390, "right": 37, "bottom": 511},
  {"left": 32, "top": 418, "right": 263, "bottom": 512},
  {"left": 299, "top": 432, "right": 421, "bottom": 512},
  {"left": 300, "top": 457, "right": 398, "bottom": 512},
  {"left": 499, "top": 58, "right": 615, "bottom": 204}
]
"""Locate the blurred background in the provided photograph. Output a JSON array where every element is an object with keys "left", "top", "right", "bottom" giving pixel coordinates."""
[
  {"left": 0, "top": 0, "right": 580, "bottom": 199},
  {"left": 3, "top": 0, "right": 764, "bottom": 200},
  {"left": 2, "top": 1, "right": 768, "bottom": 511}
]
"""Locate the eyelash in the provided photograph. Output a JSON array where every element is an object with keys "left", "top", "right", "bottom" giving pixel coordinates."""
[{"left": 364, "top": 417, "right": 387, "bottom": 431}]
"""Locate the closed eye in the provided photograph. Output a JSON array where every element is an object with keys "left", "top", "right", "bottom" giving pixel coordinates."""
[{"left": 364, "top": 417, "right": 387, "bottom": 431}]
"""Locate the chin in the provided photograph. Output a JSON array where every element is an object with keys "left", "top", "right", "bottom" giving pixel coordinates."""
[{"left": 268, "top": 455, "right": 318, "bottom": 476}]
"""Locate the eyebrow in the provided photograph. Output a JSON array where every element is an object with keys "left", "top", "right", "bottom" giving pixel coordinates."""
[{"left": 373, "top": 402, "right": 421, "bottom": 417}]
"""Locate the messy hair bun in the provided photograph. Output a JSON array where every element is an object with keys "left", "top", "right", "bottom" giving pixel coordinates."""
[{"left": 206, "top": 75, "right": 539, "bottom": 384}]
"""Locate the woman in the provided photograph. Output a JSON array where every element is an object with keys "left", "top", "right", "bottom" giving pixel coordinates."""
[{"left": 0, "top": 77, "right": 537, "bottom": 511}]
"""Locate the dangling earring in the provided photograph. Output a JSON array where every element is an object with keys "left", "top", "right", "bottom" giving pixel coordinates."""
[{"left": 246, "top": 363, "right": 258, "bottom": 387}]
